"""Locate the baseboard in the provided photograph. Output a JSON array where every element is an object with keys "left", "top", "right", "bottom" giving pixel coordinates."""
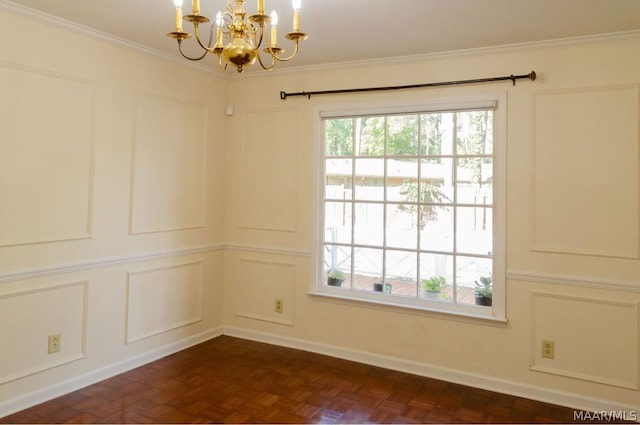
[
  {"left": 223, "top": 326, "right": 638, "bottom": 415},
  {"left": 3, "top": 325, "right": 636, "bottom": 419},
  {"left": 0, "top": 327, "right": 223, "bottom": 419}
]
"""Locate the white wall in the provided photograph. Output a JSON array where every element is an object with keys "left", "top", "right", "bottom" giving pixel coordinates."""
[
  {"left": 0, "top": 6, "right": 227, "bottom": 416},
  {"left": 1, "top": 2, "right": 639, "bottom": 416},
  {"left": 224, "top": 35, "right": 640, "bottom": 411}
]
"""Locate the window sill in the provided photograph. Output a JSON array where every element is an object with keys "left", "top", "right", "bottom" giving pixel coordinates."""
[{"left": 307, "top": 290, "right": 507, "bottom": 327}]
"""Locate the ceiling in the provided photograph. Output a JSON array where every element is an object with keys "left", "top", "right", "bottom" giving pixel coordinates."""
[{"left": 4, "top": 0, "right": 640, "bottom": 72}]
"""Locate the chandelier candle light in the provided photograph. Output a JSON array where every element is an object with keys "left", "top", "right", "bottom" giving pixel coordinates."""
[{"left": 167, "top": 0, "right": 307, "bottom": 73}]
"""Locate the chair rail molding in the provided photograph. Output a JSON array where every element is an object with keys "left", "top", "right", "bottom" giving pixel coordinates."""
[
  {"left": 507, "top": 270, "right": 640, "bottom": 293},
  {"left": 0, "top": 244, "right": 224, "bottom": 284}
]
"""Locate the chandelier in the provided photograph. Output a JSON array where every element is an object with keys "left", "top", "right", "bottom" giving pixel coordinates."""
[{"left": 167, "top": 0, "right": 307, "bottom": 73}]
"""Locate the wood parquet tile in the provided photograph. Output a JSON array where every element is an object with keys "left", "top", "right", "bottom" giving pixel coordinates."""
[{"left": 0, "top": 336, "right": 627, "bottom": 424}]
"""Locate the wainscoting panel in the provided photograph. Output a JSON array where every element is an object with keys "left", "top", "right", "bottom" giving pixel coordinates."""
[
  {"left": 130, "top": 92, "right": 207, "bottom": 234},
  {"left": 126, "top": 261, "right": 204, "bottom": 343},
  {"left": 234, "top": 258, "right": 296, "bottom": 326},
  {"left": 531, "top": 291, "right": 639, "bottom": 389},
  {"left": 0, "top": 281, "right": 88, "bottom": 384},
  {"left": 0, "top": 63, "right": 94, "bottom": 246},
  {"left": 238, "top": 107, "right": 299, "bottom": 233},
  {"left": 532, "top": 85, "right": 639, "bottom": 258}
]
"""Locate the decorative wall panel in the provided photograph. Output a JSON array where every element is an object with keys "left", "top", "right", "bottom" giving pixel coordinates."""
[
  {"left": 0, "top": 281, "right": 87, "bottom": 384},
  {"left": 532, "top": 86, "right": 639, "bottom": 258},
  {"left": 0, "top": 64, "right": 94, "bottom": 246},
  {"left": 126, "top": 261, "right": 204, "bottom": 343},
  {"left": 130, "top": 92, "right": 207, "bottom": 234},
  {"left": 235, "top": 258, "right": 296, "bottom": 326},
  {"left": 238, "top": 108, "right": 298, "bottom": 232},
  {"left": 531, "top": 292, "right": 639, "bottom": 389}
]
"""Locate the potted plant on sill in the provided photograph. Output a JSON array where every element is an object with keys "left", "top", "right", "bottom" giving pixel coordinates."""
[
  {"left": 474, "top": 276, "right": 492, "bottom": 306},
  {"left": 422, "top": 275, "right": 446, "bottom": 300},
  {"left": 327, "top": 269, "right": 345, "bottom": 287}
]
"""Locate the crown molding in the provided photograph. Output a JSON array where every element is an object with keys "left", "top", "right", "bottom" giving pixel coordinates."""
[
  {"left": 2, "top": 1, "right": 640, "bottom": 79},
  {"left": 0, "top": 0, "right": 221, "bottom": 76},
  {"left": 239, "top": 29, "right": 640, "bottom": 79}
]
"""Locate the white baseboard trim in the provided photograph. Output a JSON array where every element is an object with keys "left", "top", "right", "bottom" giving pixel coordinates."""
[
  {"left": 0, "top": 327, "right": 223, "bottom": 419},
  {"left": 3, "top": 325, "right": 636, "bottom": 419},
  {"left": 223, "top": 326, "right": 639, "bottom": 414}
]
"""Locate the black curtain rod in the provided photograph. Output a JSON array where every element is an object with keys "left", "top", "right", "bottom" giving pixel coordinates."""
[{"left": 280, "top": 71, "right": 536, "bottom": 100}]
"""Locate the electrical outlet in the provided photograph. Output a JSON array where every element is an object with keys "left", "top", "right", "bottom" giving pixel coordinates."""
[
  {"left": 48, "top": 334, "right": 61, "bottom": 354},
  {"left": 541, "top": 340, "right": 554, "bottom": 359},
  {"left": 275, "top": 298, "right": 283, "bottom": 313}
]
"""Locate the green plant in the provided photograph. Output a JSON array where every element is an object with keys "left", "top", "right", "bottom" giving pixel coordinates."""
[
  {"left": 328, "top": 269, "right": 345, "bottom": 280},
  {"left": 422, "top": 275, "right": 446, "bottom": 293},
  {"left": 474, "top": 276, "right": 492, "bottom": 298}
]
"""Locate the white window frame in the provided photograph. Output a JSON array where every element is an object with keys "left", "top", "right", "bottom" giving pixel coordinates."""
[{"left": 311, "top": 94, "right": 507, "bottom": 323}]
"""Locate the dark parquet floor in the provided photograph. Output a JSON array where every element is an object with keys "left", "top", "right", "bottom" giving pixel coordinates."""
[{"left": 0, "top": 336, "right": 618, "bottom": 423}]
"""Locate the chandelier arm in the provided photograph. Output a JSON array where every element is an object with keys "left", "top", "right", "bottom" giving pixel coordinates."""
[
  {"left": 221, "top": 11, "right": 233, "bottom": 28},
  {"left": 267, "top": 41, "right": 301, "bottom": 62},
  {"left": 252, "top": 22, "right": 275, "bottom": 70},
  {"left": 254, "top": 21, "right": 264, "bottom": 49},
  {"left": 177, "top": 40, "right": 210, "bottom": 61},
  {"left": 256, "top": 49, "right": 276, "bottom": 71},
  {"left": 193, "top": 24, "right": 219, "bottom": 54},
  {"left": 169, "top": 0, "right": 306, "bottom": 72}
]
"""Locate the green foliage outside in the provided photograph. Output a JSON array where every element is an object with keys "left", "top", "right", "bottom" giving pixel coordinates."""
[
  {"left": 456, "top": 110, "right": 492, "bottom": 185},
  {"left": 325, "top": 110, "right": 491, "bottom": 159},
  {"left": 325, "top": 114, "right": 420, "bottom": 157},
  {"left": 325, "top": 118, "right": 353, "bottom": 156},
  {"left": 397, "top": 181, "right": 449, "bottom": 230},
  {"left": 325, "top": 110, "right": 494, "bottom": 298},
  {"left": 324, "top": 110, "right": 492, "bottom": 228}
]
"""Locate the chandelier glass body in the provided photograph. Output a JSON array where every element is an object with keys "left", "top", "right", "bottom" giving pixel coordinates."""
[{"left": 167, "top": 0, "right": 307, "bottom": 73}]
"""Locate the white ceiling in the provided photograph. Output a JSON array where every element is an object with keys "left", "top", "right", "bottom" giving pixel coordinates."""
[{"left": 4, "top": 0, "right": 640, "bottom": 72}]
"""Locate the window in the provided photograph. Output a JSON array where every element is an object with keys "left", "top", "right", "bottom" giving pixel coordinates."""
[{"left": 316, "top": 99, "right": 505, "bottom": 321}]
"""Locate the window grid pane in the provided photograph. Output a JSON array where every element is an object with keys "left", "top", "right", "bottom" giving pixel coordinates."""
[{"left": 323, "top": 109, "right": 494, "bottom": 309}]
